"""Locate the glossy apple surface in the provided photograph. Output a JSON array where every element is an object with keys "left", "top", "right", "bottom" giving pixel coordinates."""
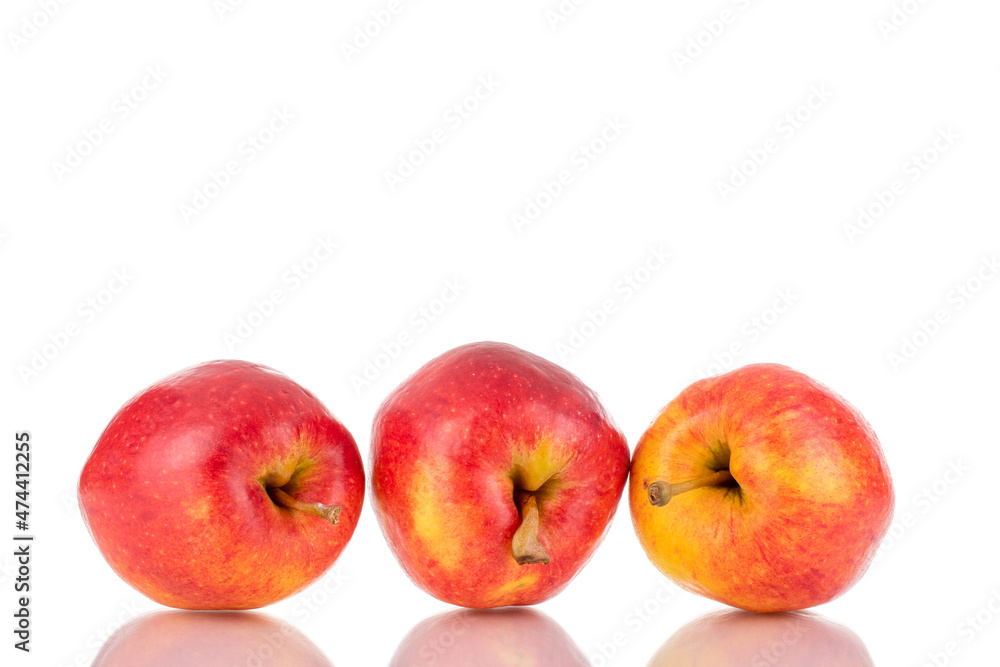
[
  {"left": 630, "top": 363, "right": 894, "bottom": 612},
  {"left": 79, "top": 360, "right": 364, "bottom": 609},
  {"left": 648, "top": 609, "right": 874, "bottom": 666},
  {"left": 93, "top": 610, "right": 333, "bottom": 666},
  {"left": 371, "top": 342, "right": 629, "bottom": 607},
  {"left": 390, "top": 608, "right": 588, "bottom": 666}
]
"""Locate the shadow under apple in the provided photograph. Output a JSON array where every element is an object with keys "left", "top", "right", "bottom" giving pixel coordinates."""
[
  {"left": 92, "top": 609, "right": 333, "bottom": 666},
  {"left": 648, "top": 608, "right": 875, "bottom": 666},
  {"left": 390, "top": 607, "right": 588, "bottom": 666}
]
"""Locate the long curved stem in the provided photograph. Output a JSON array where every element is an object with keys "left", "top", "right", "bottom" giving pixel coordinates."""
[
  {"left": 270, "top": 487, "right": 341, "bottom": 524},
  {"left": 647, "top": 470, "right": 736, "bottom": 507}
]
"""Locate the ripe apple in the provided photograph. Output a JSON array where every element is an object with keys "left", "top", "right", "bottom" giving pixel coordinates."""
[
  {"left": 629, "top": 363, "right": 894, "bottom": 613},
  {"left": 390, "top": 608, "right": 588, "bottom": 666},
  {"left": 371, "top": 341, "right": 629, "bottom": 608},
  {"left": 92, "top": 610, "right": 334, "bottom": 666},
  {"left": 648, "top": 608, "right": 874, "bottom": 666},
  {"left": 79, "top": 360, "right": 364, "bottom": 610}
]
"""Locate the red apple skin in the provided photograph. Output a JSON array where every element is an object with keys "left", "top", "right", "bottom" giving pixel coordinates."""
[
  {"left": 79, "top": 360, "right": 364, "bottom": 610},
  {"left": 371, "top": 342, "right": 629, "bottom": 608},
  {"left": 630, "top": 363, "right": 894, "bottom": 613},
  {"left": 92, "top": 610, "right": 334, "bottom": 666},
  {"left": 648, "top": 609, "right": 875, "bottom": 666},
  {"left": 390, "top": 608, "right": 589, "bottom": 666}
]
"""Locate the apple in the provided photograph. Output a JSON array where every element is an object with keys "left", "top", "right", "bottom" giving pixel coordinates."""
[
  {"left": 92, "top": 610, "right": 334, "bottom": 666},
  {"left": 390, "top": 607, "right": 588, "bottom": 666},
  {"left": 78, "top": 360, "right": 364, "bottom": 610},
  {"left": 629, "top": 363, "right": 894, "bottom": 613},
  {"left": 371, "top": 341, "right": 629, "bottom": 607},
  {"left": 648, "top": 608, "right": 874, "bottom": 666}
]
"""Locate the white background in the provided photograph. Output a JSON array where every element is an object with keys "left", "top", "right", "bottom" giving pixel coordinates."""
[{"left": 2, "top": 0, "right": 1000, "bottom": 665}]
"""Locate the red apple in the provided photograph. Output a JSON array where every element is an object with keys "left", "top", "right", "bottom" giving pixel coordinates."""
[
  {"left": 629, "top": 363, "right": 894, "bottom": 613},
  {"left": 371, "top": 341, "right": 629, "bottom": 607},
  {"left": 390, "top": 608, "right": 588, "bottom": 666},
  {"left": 79, "top": 360, "right": 364, "bottom": 610},
  {"left": 648, "top": 608, "right": 874, "bottom": 666},
  {"left": 92, "top": 610, "right": 334, "bottom": 666}
]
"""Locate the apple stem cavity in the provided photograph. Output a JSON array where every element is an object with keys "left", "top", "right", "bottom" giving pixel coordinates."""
[
  {"left": 647, "top": 470, "right": 737, "bottom": 507},
  {"left": 511, "top": 493, "right": 551, "bottom": 566},
  {"left": 269, "top": 486, "right": 342, "bottom": 525}
]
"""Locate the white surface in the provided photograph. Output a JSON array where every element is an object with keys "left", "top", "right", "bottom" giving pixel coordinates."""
[{"left": 2, "top": 1, "right": 999, "bottom": 665}]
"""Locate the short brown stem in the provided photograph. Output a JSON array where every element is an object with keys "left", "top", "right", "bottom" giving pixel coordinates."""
[
  {"left": 511, "top": 492, "right": 550, "bottom": 565},
  {"left": 648, "top": 470, "right": 736, "bottom": 507},
  {"left": 269, "top": 486, "right": 341, "bottom": 524}
]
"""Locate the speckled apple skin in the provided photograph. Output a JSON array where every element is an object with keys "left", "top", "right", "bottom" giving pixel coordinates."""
[
  {"left": 371, "top": 342, "right": 629, "bottom": 608},
  {"left": 79, "top": 360, "right": 365, "bottom": 610},
  {"left": 630, "top": 363, "right": 895, "bottom": 613}
]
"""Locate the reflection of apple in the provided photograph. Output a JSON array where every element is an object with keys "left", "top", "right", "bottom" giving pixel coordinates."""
[
  {"left": 92, "top": 610, "right": 333, "bottom": 666},
  {"left": 648, "top": 608, "right": 874, "bottom": 666},
  {"left": 79, "top": 360, "right": 365, "bottom": 609},
  {"left": 390, "top": 608, "right": 588, "bottom": 666},
  {"left": 630, "top": 363, "right": 894, "bottom": 612},
  {"left": 371, "top": 342, "right": 629, "bottom": 607}
]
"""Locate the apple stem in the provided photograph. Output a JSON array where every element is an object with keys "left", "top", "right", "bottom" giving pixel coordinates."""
[
  {"left": 269, "top": 486, "right": 342, "bottom": 525},
  {"left": 511, "top": 492, "right": 551, "bottom": 565},
  {"left": 647, "top": 470, "right": 736, "bottom": 507}
]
